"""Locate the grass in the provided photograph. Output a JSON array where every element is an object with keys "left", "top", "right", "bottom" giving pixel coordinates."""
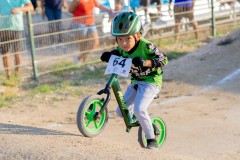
[
  {"left": 31, "top": 84, "right": 55, "bottom": 94},
  {"left": 0, "top": 89, "right": 17, "bottom": 108},
  {"left": 167, "top": 51, "right": 188, "bottom": 61},
  {"left": 0, "top": 75, "right": 21, "bottom": 107},
  {"left": 216, "top": 25, "right": 240, "bottom": 38},
  {"left": 0, "top": 74, "right": 21, "bottom": 87},
  {"left": 21, "top": 64, "right": 107, "bottom": 99},
  {"left": 153, "top": 38, "right": 200, "bottom": 61},
  {"left": 50, "top": 61, "right": 77, "bottom": 76}
]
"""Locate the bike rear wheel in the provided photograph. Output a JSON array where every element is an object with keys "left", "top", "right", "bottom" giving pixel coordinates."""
[
  {"left": 138, "top": 115, "right": 166, "bottom": 148},
  {"left": 76, "top": 95, "right": 108, "bottom": 137}
]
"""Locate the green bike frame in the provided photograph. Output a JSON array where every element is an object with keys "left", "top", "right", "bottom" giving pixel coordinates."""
[{"left": 96, "top": 73, "right": 139, "bottom": 132}]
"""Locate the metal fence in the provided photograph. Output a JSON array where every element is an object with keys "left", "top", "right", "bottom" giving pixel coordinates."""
[{"left": 0, "top": 0, "right": 240, "bottom": 82}]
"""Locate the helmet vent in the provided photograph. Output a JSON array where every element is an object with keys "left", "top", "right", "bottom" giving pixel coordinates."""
[
  {"left": 119, "top": 22, "right": 123, "bottom": 30},
  {"left": 121, "top": 13, "right": 126, "bottom": 18},
  {"left": 129, "top": 16, "right": 134, "bottom": 21}
]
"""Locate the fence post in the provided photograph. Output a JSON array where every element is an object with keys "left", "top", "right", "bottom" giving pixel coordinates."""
[
  {"left": 211, "top": 0, "right": 216, "bottom": 37},
  {"left": 26, "top": 12, "right": 39, "bottom": 82}
]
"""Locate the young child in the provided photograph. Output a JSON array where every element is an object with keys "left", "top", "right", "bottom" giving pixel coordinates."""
[
  {"left": 109, "top": 0, "right": 124, "bottom": 22},
  {"left": 100, "top": 11, "right": 168, "bottom": 149},
  {"left": 108, "top": 0, "right": 125, "bottom": 45}
]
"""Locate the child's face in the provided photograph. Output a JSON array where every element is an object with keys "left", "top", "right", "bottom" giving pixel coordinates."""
[{"left": 116, "top": 34, "right": 140, "bottom": 52}]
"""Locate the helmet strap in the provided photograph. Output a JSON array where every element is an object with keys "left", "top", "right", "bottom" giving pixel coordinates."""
[
  {"left": 127, "top": 39, "right": 140, "bottom": 55},
  {"left": 133, "top": 35, "right": 137, "bottom": 44}
]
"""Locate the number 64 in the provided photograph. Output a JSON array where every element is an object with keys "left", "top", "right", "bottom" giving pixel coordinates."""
[{"left": 113, "top": 58, "right": 127, "bottom": 68}]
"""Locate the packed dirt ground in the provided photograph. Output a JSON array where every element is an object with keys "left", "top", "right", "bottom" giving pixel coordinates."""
[{"left": 0, "top": 30, "right": 240, "bottom": 160}]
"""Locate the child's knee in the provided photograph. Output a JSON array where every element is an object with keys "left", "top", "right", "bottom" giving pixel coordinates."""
[{"left": 133, "top": 108, "right": 145, "bottom": 118}]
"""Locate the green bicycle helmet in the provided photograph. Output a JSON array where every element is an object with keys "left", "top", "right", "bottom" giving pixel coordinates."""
[{"left": 111, "top": 11, "right": 143, "bottom": 36}]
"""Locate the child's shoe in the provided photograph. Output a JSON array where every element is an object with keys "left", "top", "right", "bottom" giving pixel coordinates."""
[{"left": 146, "top": 139, "right": 158, "bottom": 150}]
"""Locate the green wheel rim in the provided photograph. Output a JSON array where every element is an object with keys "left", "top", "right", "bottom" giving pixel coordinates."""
[
  {"left": 83, "top": 100, "right": 107, "bottom": 134},
  {"left": 152, "top": 118, "right": 166, "bottom": 147},
  {"left": 142, "top": 117, "right": 166, "bottom": 147}
]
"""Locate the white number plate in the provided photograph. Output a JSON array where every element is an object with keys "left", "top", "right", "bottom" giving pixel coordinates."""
[{"left": 104, "top": 55, "right": 132, "bottom": 77}]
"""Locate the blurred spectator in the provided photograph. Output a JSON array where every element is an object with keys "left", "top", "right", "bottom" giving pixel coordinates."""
[
  {"left": 219, "top": 0, "right": 235, "bottom": 18},
  {"left": 41, "top": 0, "right": 67, "bottom": 48},
  {"left": 109, "top": 0, "right": 125, "bottom": 22},
  {"left": 140, "top": 0, "right": 161, "bottom": 23},
  {"left": 0, "top": 0, "right": 34, "bottom": 79},
  {"left": 140, "top": 0, "right": 161, "bottom": 14},
  {"left": 219, "top": 0, "right": 235, "bottom": 8},
  {"left": 108, "top": 0, "right": 125, "bottom": 45},
  {"left": 169, "top": 0, "right": 199, "bottom": 41},
  {"left": 114, "top": 0, "right": 124, "bottom": 12},
  {"left": 31, "top": 0, "right": 38, "bottom": 10},
  {"left": 68, "top": 0, "right": 113, "bottom": 63}
]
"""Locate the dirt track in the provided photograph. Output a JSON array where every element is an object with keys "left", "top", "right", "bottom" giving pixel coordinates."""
[{"left": 0, "top": 30, "right": 240, "bottom": 160}]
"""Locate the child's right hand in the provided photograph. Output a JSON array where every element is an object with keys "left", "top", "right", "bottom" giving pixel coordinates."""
[
  {"left": 100, "top": 52, "right": 112, "bottom": 62},
  {"left": 100, "top": 50, "right": 121, "bottom": 62}
]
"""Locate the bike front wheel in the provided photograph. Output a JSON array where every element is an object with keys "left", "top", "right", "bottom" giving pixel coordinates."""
[
  {"left": 76, "top": 95, "right": 108, "bottom": 137},
  {"left": 138, "top": 115, "right": 166, "bottom": 148}
]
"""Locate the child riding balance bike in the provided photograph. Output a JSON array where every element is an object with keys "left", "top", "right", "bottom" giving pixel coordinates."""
[{"left": 77, "top": 11, "right": 168, "bottom": 149}]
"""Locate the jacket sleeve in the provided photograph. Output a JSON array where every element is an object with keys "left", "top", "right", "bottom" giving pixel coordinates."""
[{"left": 147, "top": 43, "right": 168, "bottom": 68}]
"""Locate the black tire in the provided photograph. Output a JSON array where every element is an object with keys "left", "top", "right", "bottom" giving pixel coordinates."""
[
  {"left": 138, "top": 115, "right": 166, "bottom": 148},
  {"left": 76, "top": 95, "right": 108, "bottom": 137}
]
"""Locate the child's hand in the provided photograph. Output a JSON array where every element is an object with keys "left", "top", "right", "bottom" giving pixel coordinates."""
[
  {"left": 100, "top": 50, "right": 121, "bottom": 62},
  {"left": 63, "top": 0, "right": 68, "bottom": 9},
  {"left": 101, "top": 52, "right": 112, "bottom": 62},
  {"left": 11, "top": 8, "right": 20, "bottom": 14},
  {"left": 132, "top": 57, "right": 146, "bottom": 68}
]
